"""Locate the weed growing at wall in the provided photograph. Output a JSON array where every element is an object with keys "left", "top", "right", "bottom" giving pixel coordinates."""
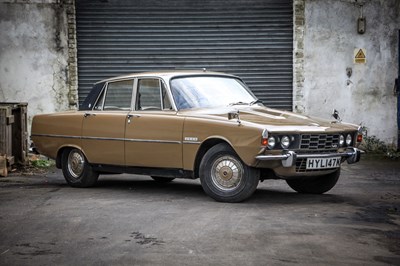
[{"left": 361, "top": 135, "right": 400, "bottom": 160}]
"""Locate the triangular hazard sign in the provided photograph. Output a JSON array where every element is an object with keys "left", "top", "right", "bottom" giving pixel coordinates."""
[{"left": 355, "top": 49, "right": 365, "bottom": 59}]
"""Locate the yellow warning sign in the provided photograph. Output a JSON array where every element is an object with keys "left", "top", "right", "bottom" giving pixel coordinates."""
[{"left": 354, "top": 48, "right": 366, "bottom": 64}]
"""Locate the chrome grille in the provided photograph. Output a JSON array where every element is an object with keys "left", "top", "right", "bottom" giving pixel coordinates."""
[{"left": 300, "top": 134, "right": 340, "bottom": 150}]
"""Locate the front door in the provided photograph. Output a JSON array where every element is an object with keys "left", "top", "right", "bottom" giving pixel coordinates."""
[{"left": 125, "top": 78, "right": 184, "bottom": 168}]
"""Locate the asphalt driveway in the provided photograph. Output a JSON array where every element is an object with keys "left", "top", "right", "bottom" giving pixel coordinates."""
[{"left": 0, "top": 157, "right": 399, "bottom": 265}]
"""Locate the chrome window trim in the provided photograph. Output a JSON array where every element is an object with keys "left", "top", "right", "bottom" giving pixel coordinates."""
[
  {"left": 131, "top": 78, "right": 138, "bottom": 111},
  {"left": 100, "top": 78, "right": 135, "bottom": 111},
  {"left": 158, "top": 79, "right": 163, "bottom": 110},
  {"left": 136, "top": 77, "right": 164, "bottom": 111},
  {"left": 161, "top": 79, "right": 176, "bottom": 111},
  {"left": 94, "top": 76, "right": 178, "bottom": 112},
  {"left": 135, "top": 76, "right": 177, "bottom": 112},
  {"left": 101, "top": 78, "right": 136, "bottom": 112}
]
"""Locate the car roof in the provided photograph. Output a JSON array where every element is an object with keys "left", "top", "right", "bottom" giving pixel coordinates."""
[{"left": 96, "top": 70, "right": 238, "bottom": 84}]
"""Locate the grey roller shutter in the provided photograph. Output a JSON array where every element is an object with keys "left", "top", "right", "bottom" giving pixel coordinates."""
[{"left": 76, "top": 0, "right": 293, "bottom": 110}]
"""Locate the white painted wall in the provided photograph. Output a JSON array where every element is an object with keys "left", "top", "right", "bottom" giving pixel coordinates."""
[
  {"left": 301, "top": 0, "right": 399, "bottom": 145},
  {"left": 0, "top": 1, "right": 69, "bottom": 131}
]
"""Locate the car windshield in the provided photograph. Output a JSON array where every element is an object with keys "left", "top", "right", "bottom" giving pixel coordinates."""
[{"left": 170, "top": 76, "right": 257, "bottom": 110}]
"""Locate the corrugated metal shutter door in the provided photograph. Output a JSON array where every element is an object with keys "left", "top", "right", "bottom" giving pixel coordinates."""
[{"left": 76, "top": 0, "right": 293, "bottom": 110}]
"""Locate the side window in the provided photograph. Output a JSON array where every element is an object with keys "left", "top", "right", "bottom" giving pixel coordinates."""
[
  {"left": 161, "top": 82, "right": 172, "bottom": 110},
  {"left": 137, "top": 79, "right": 162, "bottom": 110},
  {"left": 103, "top": 80, "right": 133, "bottom": 110},
  {"left": 93, "top": 89, "right": 105, "bottom": 110}
]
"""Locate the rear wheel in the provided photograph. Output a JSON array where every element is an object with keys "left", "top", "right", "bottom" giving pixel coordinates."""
[
  {"left": 286, "top": 169, "right": 341, "bottom": 194},
  {"left": 151, "top": 176, "right": 175, "bottom": 183},
  {"left": 61, "top": 148, "right": 99, "bottom": 188},
  {"left": 199, "top": 143, "right": 259, "bottom": 202}
]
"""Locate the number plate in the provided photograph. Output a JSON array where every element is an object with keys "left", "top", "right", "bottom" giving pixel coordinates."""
[{"left": 306, "top": 157, "right": 341, "bottom": 170}]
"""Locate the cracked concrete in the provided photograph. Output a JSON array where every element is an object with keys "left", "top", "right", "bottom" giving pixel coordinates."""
[{"left": 0, "top": 157, "right": 399, "bottom": 265}]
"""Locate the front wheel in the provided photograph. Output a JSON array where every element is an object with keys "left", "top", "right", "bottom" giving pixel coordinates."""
[
  {"left": 286, "top": 169, "right": 341, "bottom": 194},
  {"left": 61, "top": 148, "right": 99, "bottom": 188},
  {"left": 199, "top": 143, "right": 259, "bottom": 203}
]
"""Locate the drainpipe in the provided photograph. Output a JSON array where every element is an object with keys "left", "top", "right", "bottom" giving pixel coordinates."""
[{"left": 397, "top": 30, "right": 400, "bottom": 151}]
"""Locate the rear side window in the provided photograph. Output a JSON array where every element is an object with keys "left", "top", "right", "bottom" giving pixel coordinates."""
[{"left": 103, "top": 80, "right": 134, "bottom": 110}]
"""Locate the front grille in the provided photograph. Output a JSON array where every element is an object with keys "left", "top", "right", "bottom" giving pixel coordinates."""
[{"left": 300, "top": 134, "right": 340, "bottom": 150}]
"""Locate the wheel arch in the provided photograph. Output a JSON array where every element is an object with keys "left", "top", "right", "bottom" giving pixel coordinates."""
[
  {"left": 56, "top": 145, "right": 86, "bottom": 169},
  {"left": 193, "top": 137, "right": 233, "bottom": 179}
]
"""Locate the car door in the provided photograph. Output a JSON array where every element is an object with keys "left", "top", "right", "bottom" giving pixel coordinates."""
[
  {"left": 82, "top": 79, "right": 134, "bottom": 166},
  {"left": 125, "top": 78, "right": 184, "bottom": 168}
]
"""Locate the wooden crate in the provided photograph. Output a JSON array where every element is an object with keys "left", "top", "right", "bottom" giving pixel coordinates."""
[
  {"left": 0, "top": 154, "right": 6, "bottom": 177},
  {"left": 0, "top": 103, "right": 28, "bottom": 173}
]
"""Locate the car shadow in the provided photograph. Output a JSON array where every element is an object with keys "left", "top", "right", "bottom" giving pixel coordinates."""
[
  {"left": 93, "top": 175, "right": 354, "bottom": 205},
  {"left": 250, "top": 187, "right": 353, "bottom": 205}
]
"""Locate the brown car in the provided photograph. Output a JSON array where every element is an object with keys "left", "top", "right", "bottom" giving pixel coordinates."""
[{"left": 31, "top": 71, "right": 363, "bottom": 202}]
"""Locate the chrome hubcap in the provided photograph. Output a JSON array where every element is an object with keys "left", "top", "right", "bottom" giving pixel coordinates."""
[
  {"left": 211, "top": 156, "right": 243, "bottom": 191},
  {"left": 68, "top": 150, "right": 84, "bottom": 179}
]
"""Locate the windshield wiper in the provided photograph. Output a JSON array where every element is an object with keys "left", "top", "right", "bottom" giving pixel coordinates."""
[
  {"left": 229, "top": 100, "right": 263, "bottom": 106},
  {"left": 250, "top": 99, "right": 263, "bottom": 105},
  {"left": 228, "top": 101, "right": 247, "bottom": 106}
]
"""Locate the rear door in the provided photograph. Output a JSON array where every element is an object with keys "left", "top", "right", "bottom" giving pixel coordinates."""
[
  {"left": 82, "top": 79, "right": 134, "bottom": 165},
  {"left": 125, "top": 78, "right": 184, "bottom": 168}
]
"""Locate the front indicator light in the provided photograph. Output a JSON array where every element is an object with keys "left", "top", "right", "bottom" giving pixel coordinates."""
[
  {"left": 346, "top": 134, "right": 352, "bottom": 146},
  {"left": 261, "top": 138, "right": 268, "bottom": 146},
  {"left": 281, "top": 136, "right": 290, "bottom": 149},
  {"left": 261, "top": 129, "right": 269, "bottom": 146}
]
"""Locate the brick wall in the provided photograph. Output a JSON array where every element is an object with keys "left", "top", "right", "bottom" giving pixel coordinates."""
[
  {"left": 65, "top": 0, "right": 78, "bottom": 109},
  {"left": 293, "top": 0, "right": 305, "bottom": 114}
]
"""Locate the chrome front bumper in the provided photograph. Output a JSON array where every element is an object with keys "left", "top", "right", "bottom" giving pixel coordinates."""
[{"left": 255, "top": 148, "right": 363, "bottom": 168}]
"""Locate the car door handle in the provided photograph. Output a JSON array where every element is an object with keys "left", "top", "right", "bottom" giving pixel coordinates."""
[
  {"left": 84, "top": 113, "right": 96, "bottom": 118},
  {"left": 127, "top": 114, "right": 141, "bottom": 119},
  {"left": 127, "top": 114, "right": 140, "bottom": 124}
]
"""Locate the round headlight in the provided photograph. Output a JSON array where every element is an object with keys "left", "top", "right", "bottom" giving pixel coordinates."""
[
  {"left": 339, "top": 135, "right": 345, "bottom": 147},
  {"left": 281, "top": 136, "right": 290, "bottom": 149},
  {"left": 346, "top": 134, "right": 352, "bottom": 146},
  {"left": 268, "top": 136, "right": 276, "bottom": 149}
]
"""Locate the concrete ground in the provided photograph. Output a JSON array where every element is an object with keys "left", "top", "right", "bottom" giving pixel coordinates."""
[{"left": 0, "top": 157, "right": 399, "bottom": 266}]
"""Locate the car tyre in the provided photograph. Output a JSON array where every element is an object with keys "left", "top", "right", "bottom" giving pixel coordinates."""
[
  {"left": 199, "top": 143, "right": 259, "bottom": 203},
  {"left": 61, "top": 148, "right": 99, "bottom": 188},
  {"left": 286, "top": 169, "right": 340, "bottom": 194},
  {"left": 151, "top": 176, "right": 175, "bottom": 183}
]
